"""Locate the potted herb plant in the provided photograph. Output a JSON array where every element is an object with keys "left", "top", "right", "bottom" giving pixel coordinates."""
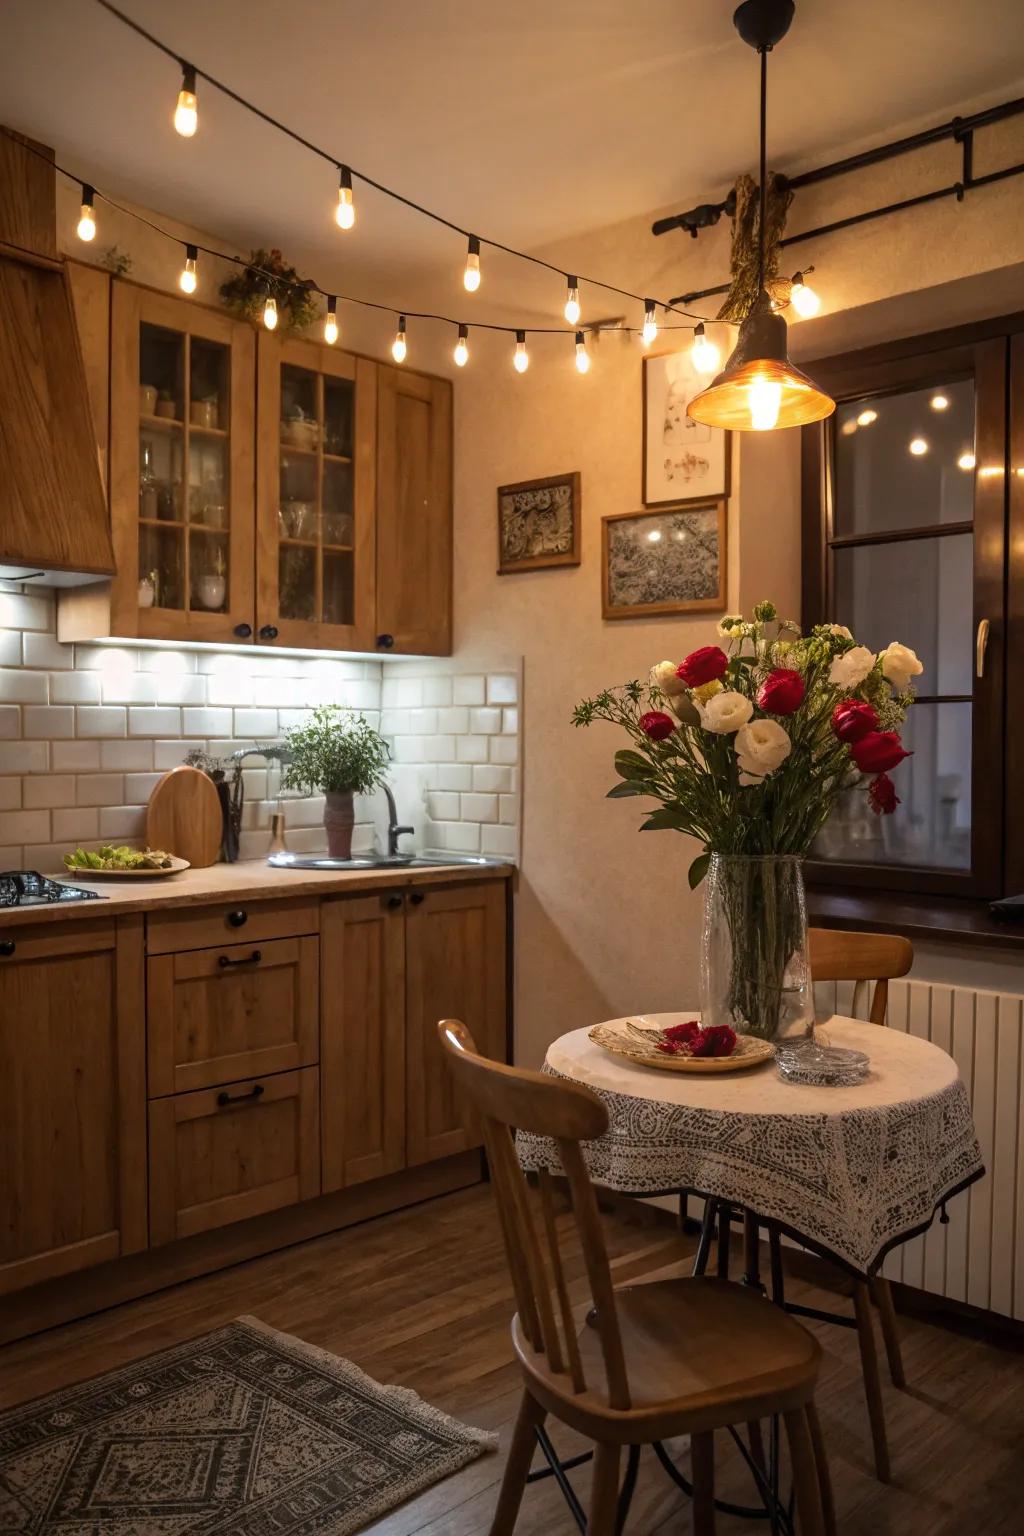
[{"left": 281, "top": 706, "right": 390, "bottom": 858}]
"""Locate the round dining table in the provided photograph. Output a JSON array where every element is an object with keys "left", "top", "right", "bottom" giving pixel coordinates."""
[{"left": 518, "top": 1013, "right": 985, "bottom": 1277}]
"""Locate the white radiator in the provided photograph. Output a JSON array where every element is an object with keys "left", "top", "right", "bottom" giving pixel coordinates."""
[{"left": 819, "top": 976, "right": 1024, "bottom": 1321}]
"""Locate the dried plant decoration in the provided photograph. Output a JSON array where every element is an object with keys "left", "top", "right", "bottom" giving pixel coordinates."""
[{"left": 716, "top": 172, "right": 793, "bottom": 322}]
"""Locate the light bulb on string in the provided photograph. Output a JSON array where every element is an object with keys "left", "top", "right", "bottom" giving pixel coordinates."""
[
  {"left": 575, "top": 331, "right": 590, "bottom": 374},
  {"left": 174, "top": 64, "right": 198, "bottom": 137},
  {"left": 691, "top": 323, "right": 719, "bottom": 375},
  {"left": 453, "top": 324, "right": 469, "bottom": 367},
  {"left": 262, "top": 295, "right": 278, "bottom": 331},
  {"left": 463, "top": 236, "right": 481, "bottom": 292},
  {"left": 642, "top": 301, "right": 658, "bottom": 347},
  {"left": 563, "top": 277, "right": 580, "bottom": 326},
  {"left": 179, "top": 244, "right": 197, "bottom": 294},
  {"left": 392, "top": 315, "right": 407, "bottom": 363},
  {"left": 513, "top": 331, "right": 529, "bottom": 374},
  {"left": 323, "top": 296, "right": 338, "bottom": 346},
  {"left": 76, "top": 184, "right": 96, "bottom": 242},
  {"left": 749, "top": 376, "right": 783, "bottom": 432},
  {"left": 789, "top": 270, "right": 820, "bottom": 318},
  {"left": 335, "top": 166, "right": 355, "bottom": 229}
]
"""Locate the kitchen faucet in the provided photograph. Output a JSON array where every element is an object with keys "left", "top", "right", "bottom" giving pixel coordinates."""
[{"left": 383, "top": 783, "right": 414, "bottom": 857}]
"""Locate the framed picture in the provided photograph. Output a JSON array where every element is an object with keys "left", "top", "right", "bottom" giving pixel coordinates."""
[
  {"left": 643, "top": 351, "right": 731, "bottom": 507},
  {"left": 497, "top": 472, "right": 581, "bottom": 575},
  {"left": 602, "top": 501, "right": 727, "bottom": 620}
]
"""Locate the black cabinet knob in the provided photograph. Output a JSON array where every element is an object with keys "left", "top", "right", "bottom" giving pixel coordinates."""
[
  {"left": 409, "top": 891, "right": 425, "bottom": 906},
  {"left": 0, "top": 939, "right": 15, "bottom": 957},
  {"left": 259, "top": 624, "right": 279, "bottom": 641},
  {"left": 386, "top": 893, "right": 403, "bottom": 910},
  {"left": 227, "top": 908, "right": 248, "bottom": 928},
  {"left": 376, "top": 633, "right": 395, "bottom": 649},
  {"left": 233, "top": 622, "right": 253, "bottom": 639}
]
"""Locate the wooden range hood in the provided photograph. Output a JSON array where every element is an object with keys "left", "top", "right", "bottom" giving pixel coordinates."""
[{"left": 0, "top": 128, "right": 114, "bottom": 584}]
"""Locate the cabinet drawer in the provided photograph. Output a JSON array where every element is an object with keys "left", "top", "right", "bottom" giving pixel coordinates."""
[
  {"left": 146, "top": 898, "right": 319, "bottom": 955},
  {"left": 148, "top": 935, "right": 319, "bottom": 1096},
  {"left": 148, "top": 1067, "right": 320, "bottom": 1246}
]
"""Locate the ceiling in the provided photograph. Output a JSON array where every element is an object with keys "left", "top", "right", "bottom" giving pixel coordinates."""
[{"left": 3, "top": 0, "right": 1023, "bottom": 327}]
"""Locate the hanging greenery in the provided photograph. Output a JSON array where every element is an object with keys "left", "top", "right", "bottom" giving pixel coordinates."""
[
  {"left": 716, "top": 173, "right": 793, "bottom": 323},
  {"left": 219, "top": 247, "right": 318, "bottom": 333}
]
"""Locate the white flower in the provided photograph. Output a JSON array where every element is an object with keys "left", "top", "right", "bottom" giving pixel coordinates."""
[
  {"left": 880, "top": 641, "right": 923, "bottom": 691},
  {"left": 828, "top": 645, "right": 875, "bottom": 689},
  {"left": 738, "top": 769, "right": 765, "bottom": 787},
  {"left": 826, "top": 623, "right": 853, "bottom": 640},
  {"left": 699, "top": 689, "right": 753, "bottom": 735},
  {"left": 735, "top": 719, "right": 792, "bottom": 778},
  {"left": 649, "top": 660, "right": 688, "bottom": 698}
]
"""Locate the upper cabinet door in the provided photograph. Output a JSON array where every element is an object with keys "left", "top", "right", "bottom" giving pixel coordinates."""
[
  {"left": 376, "top": 366, "right": 453, "bottom": 655},
  {"left": 256, "top": 336, "right": 376, "bottom": 651},
  {"left": 109, "top": 283, "right": 256, "bottom": 642}
]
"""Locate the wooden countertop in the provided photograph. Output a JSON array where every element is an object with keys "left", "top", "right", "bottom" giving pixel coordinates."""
[{"left": 0, "top": 858, "right": 513, "bottom": 928}]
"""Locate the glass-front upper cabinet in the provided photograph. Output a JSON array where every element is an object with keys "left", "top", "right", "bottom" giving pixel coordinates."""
[
  {"left": 109, "top": 284, "right": 255, "bottom": 641},
  {"left": 256, "top": 336, "right": 376, "bottom": 650}
]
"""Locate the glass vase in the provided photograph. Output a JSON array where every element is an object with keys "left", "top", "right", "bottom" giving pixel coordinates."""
[{"left": 700, "top": 853, "right": 813, "bottom": 1043}]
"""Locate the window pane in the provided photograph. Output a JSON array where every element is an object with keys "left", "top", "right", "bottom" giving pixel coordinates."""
[
  {"left": 813, "top": 702, "right": 971, "bottom": 870},
  {"left": 833, "top": 378, "right": 975, "bottom": 536},
  {"left": 832, "top": 534, "right": 973, "bottom": 695}
]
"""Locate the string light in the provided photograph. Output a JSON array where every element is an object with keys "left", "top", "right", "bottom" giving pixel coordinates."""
[
  {"left": 335, "top": 165, "right": 355, "bottom": 230},
  {"left": 857, "top": 408, "right": 878, "bottom": 426},
  {"left": 463, "top": 236, "right": 481, "bottom": 292},
  {"left": 179, "top": 243, "right": 197, "bottom": 293},
  {"left": 909, "top": 437, "right": 929, "bottom": 456},
  {"left": 931, "top": 393, "right": 949, "bottom": 411},
  {"left": 958, "top": 451, "right": 976, "bottom": 471},
  {"left": 392, "top": 315, "right": 407, "bottom": 363},
  {"left": 691, "top": 322, "right": 720, "bottom": 375},
  {"left": 513, "top": 330, "right": 529, "bottom": 373},
  {"left": 789, "top": 269, "right": 820, "bottom": 318},
  {"left": 642, "top": 300, "right": 658, "bottom": 347},
  {"left": 173, "top": 64, "right": 198, "bottom": 137},
  {"left": 262, "top": 295, "right": 278, "bottom": 331},
  {"left": 76, "top": 183, "right": 96, "bottom": 242},
  {"left": 564, "top": 277, "right": 581, "bottom": 326},
  {"left": 323, "top": 295, "right": 338, "bottom": 345},
  {"left": 453, "top": 324, "right": 469, "bottom": 367},
  {"left": 574, "top": 331, "right": 590, "bottom": 374}
]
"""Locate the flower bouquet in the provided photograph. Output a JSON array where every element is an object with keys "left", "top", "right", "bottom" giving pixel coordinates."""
[{"left": 573, "top": 601, "right": 921, "bottom": 1040}]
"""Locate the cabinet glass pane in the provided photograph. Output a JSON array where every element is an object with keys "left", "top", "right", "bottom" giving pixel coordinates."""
[
  {"left": 323, "top": 551, "right": 353, "bottom": 626},
  {"left": 279, "top": 545, "right": 316, "bottom": 622},
  {"left": 139, "top": 524, "right": 184, "bottom": 611},
  {"left": 187, "top": 435, "right": 228, "bottom": 529},
  {"left": 833, "top": 378, "right": 975, "bottom": 536},
  {"left": 189, "top": 529, "right": 229, "bottom": 614},
  {"left": 140, "top": 323, "right": 184, "bottom": 423},
  {"left": 280, "top": 365, "right": 319, "bottom": 451},
  {"left": 189, "top": 338, "right": 229, "bottom": 431},
  {"left": 322, "top": 459, "right": 354, "bottom": 547},
  {"left": 324, "top": 377, "right": 354, "bottom": 459}
]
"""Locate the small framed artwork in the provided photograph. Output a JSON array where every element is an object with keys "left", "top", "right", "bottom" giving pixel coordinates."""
[
  {"left": 497, "top": 472, "right": 581, "bottom": 575},
  {"left": 643, "top": 351, "right": 731, "bottom": 507},
  {"left": 602, "top": 500, "right": 727, "bottom": 620}
]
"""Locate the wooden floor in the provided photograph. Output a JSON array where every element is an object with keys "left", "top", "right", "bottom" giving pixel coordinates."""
[{"left": 1, "top": 1185, "right": 1022, "bottom": 1534}]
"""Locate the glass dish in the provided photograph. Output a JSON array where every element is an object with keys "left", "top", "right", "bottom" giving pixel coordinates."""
[{"left": 775, "top": 1041, "right": 870, "bottom": 1086}]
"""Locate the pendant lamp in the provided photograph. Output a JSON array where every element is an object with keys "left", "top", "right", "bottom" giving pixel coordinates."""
[{"left": 687, "top": 0, "right": 834, "bottom": 432}]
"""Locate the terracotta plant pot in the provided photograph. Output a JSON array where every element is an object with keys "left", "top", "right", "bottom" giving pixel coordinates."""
[{"left": 323, "top": 790, "right": 355, "bottom": 859}]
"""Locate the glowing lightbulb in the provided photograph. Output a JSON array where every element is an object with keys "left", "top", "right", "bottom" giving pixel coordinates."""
[
  {"left": 513, "top": 330, "right": 529, "bottom": 373},
  {"left": 392, "top": 315, "right": 407, "bottom": 363},
  {"left": 749, "top": 376, "right": 783, "bottom": 431},
  {"left": 174, "top": 66, "right": 198, "bottom": 137},
  {"left": 909, "top": 437, "right": 929, "bottom": 456},
  {"left": 463, "top": 236, "right": 481, "bottom": 292},
  {"left": 691, "top": 322, "right": 720, "bottom": 375},
  {"left": 575, "top": 331, "right": 590, "bottom": 374},
  {"left": 335, "top": 166, "right": 355, "bottom": 230},
  {"left": 856, "top": 409, "right": 878, "bottom": 426},
  {"left": 179, "top": 244, "right": 197, "bottom": 294},
  {"left": 263, "top": 296, "right": 278, "bottom": 331},
  {"left": 453, "top": 324, "right": 469, "bottom": 367},
  {"left": 789, "top": 270, "right": 820, "bottom": 318},
  {"left": 641, "top": 300, "right": 658, "bottom": 347},
  {"left": 957, "top": 451, "right": 976, "bottom": 471},
  {"left": 323, "top": 297, "right": 338, "bottom": 346},
  {"left": 76, "top": 184, "right": 96, "bottom": 242},
  {"left": 930, "top": 394, "right": 949, "bottom": 411},
  {"left": 563, "top": 276, "right": 580, "bottom": 326}
]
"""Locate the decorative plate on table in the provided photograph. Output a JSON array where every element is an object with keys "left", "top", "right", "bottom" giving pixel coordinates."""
[
  {"left": 588, "top": 1020, "right": 774, "bottom": 1073},
  {"left": 60, "top": 855, "right": 191, "bottom": 880}
]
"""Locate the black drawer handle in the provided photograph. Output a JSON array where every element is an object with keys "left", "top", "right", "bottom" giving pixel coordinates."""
[
  {"left": 409, "top": 890, "right": 425, "bottom": 906},
  {"left": 259, "top": 624, "right": 279, "bottom": 641},
  {"left": 217, "top": 1083, "right": 265, "bottom": 1107},
  {"left": 227, "top": 909, "right": 248, "bottom": 928},
  {"left": 218, "top": 949, "right": 262, "bottom": 968},
  {"left": 0, "top": 939, "right": 15, "bottom": 957},
  {"left": 233, "top": 622, "right": 253, "bottom": 638},
  {"left": 376, "top": 632, "right": 395, "bottom": 649},
  {"left": 386, "top": 894, "right": 403, "bottom": 910}
]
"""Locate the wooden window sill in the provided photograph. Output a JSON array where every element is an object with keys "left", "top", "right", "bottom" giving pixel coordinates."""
[{"left": 807, "top": 886, "right": 1024, "bottom": 950}]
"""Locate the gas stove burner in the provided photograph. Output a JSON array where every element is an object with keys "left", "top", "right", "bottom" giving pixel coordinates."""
[{"left": 0, "top": 871, "right": 106, "bottom": 906}]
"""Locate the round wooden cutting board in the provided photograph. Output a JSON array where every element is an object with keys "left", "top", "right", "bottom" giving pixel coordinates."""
[{"left": 145, "top": 766, "right": 223, "bottom": 868}]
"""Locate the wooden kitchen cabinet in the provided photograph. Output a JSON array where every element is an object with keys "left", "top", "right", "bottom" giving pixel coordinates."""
[{"left": 0, "top": 917, "right": 147, "bottom": 1296}]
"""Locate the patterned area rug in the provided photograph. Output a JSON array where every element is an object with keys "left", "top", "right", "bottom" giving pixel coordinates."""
[{"left": 0, "top": 1316, "right": 496, "bottom": 1533}]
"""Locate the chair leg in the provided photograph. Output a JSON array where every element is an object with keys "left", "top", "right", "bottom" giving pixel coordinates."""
[
  {"left": 489, "top": 1389, "right": 545, "bottom": 1536},
  {"left": 691, "top": 1432, "right": 716, "bottom": 1536},
  {"left": 747, "top": 1419, "right": 767, "bottom": 1475},
  {"left": 872, "top": 1276, "right": 906, "bottom": 1388},
  {"left": 784, "top": 1410, "right": 826, "bottom": 1536},
  {"left": 805, "top": 1401, "right": 837, "bottom": 1536},
  {"left": 588, "top": 1441, "right": 622, "bottom": 1536},
  {"left": 852, "top": 1281, "right": 891, "bottom": 1482}
]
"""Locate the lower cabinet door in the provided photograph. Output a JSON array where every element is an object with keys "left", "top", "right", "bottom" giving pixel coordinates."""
[{"left": 148, "top": 1067, "right": 320, "bottom": 1246}]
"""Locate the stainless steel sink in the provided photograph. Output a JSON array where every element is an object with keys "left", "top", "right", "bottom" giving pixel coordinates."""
[{"left": 267, "top": 852, "right": 501, "bottom": 871}]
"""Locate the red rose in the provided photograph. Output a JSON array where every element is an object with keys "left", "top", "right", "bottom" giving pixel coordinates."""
[
  {"left": 664, "top": 1019, "right": 701, "bottom": 1044},
  {"left": 639, "top": 710, "right": 676, "bottom": 741},
  {"left": 868, "top": 773, "right": 900, "bottom": 815},
  {"left": 756, "top": 668, "right": 805, "bottom": 715},
  {"left": 851, "top": 730, "right": 912, "bottom": 774},
  {"left": 690, "top": 1024, "right": 737, "bottom": 1058},
  {"left": 676, "top": 646, "right": 728, "bottom": 688},
  {"left": 832, "top": 699, "right": 878, "bottom": 743}
]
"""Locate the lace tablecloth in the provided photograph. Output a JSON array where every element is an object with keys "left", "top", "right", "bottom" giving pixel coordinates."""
[{"left": 517, "top": 1014, "right": 984, "bottom": 1276}]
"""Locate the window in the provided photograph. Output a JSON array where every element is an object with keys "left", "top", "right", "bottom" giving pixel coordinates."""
[{"left": 802, "top": 322, "right": 1020, "bottom": 899}]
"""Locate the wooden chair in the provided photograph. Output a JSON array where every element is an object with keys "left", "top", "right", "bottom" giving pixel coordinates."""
[{"left": 438, "top": 1018, "right": 835, "bottom": 1536}]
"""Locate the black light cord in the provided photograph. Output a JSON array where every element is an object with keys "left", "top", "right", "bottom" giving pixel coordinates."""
[{"left": 758, "top": 48, "right": 768, "bottom": 291}]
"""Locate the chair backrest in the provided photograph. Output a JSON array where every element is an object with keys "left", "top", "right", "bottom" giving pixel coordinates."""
[
  {"left": 808, "top": 927, "right": 913, "bottom": 1025},
  {"left": 438, "top": 1018, "right": 631, "bottom": 1410}
]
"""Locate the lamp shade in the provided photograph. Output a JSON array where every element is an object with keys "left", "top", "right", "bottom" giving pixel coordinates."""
[{"left": 687, "top": 291, "right": 834, "bottom": 431}]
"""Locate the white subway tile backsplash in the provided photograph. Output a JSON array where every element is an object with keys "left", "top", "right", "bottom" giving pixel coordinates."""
[
  {"left": 432, "top": 820, "right": 481, "bottom": 853},
  {"left": 52, "top": 808, "right": 99, "bottom": 843},
  {"left": 0, "top": 632, "right": 22, "bottom": 667},
  {"left": 481, "top": 824, "right": 517, "bottom": 857},
  {"left": 490, "top": 735, "right": 518, "bottom": 765},
  {"left": 76, "top": 774, "right": 125, "bottom": 807},
  {"left": 99, "top": 805, "right": 147, "bottom": 839},
  {"left": 499, "top": 794, "right": 518, "bottom": 825},
  {"left": 502, "top": 708, "right": 518, "bottom": 734},
  {"left": 123, "top": 772, "right": 163, "bottom": 801},
  {"left": 487, "top": 674, "right": 518, "bottom": 705},
  {"left": 154, "top": 740, "right": 202, "bottom": 770},
  {"left": 428, "top": 791, "right": 461, "bottom": 820},
  {"left": 0, "top": 670, "right": 48, "bottom": 703},
  {"left": 182, "top": 706, "right": 232, "bottom": 736},
  {"left": 472, "top": 764, "right": 513, "bottom": 794},
  {"left": 206, "top": 675, "right": 255, "bottom": 708},
  {"left": 436, "top": 763, "right": 473, "bottom": 792},
  {"left": 0, "top": 593, "right": 53, "bottom": 631},
  {"left": 453, "top": 674, "right": 485, "bottom": 706},
  {"left": 0, "top": 809, "right": 51, "bottom": 844},
  {"left": 470, "top": 707, "right": 502, "bottom": 735},
  {"left": 101, "top": 739, "right": 155, "bottom": 771},
  {"left": 0, "top": 707, "right": 20, "bottom": 739},
  {"left": 0, "top": 742, "right": 48, "bottom": 774},
  {"left": 235, "top": 709, "right": 278, "bottom": 738},
  {"left": 53, "top": 740, "right": 101, "bottom": 771},
  {"left": 77, "top": 706, "right": 127, "bottom": 738},
  {"left": 102, "top": 674, "right": 158, "bottom": 705},
  {"left": 23, "top": 706, "right": 74, "bottom": 739},
  {"left": 22, "top": 633, "right": 71, "bottom": 670},
  {"left": 456, "top": 736, "right": 488, "bottom": 763},
  {"left": 23, "top": 776, "right": 77, "bottom": 810},
  {"left": 0, "top": 779, "right": 21, "bottom": 810},
  {"left": 139, "top": 649, "right": 197, "bottom": 674},
  {"left": 390, "top": 737, "right": 426, "bottom": 764},
  {"left": 129, "top": 707, "right": 182, "bottom": 736},
  {"left": 52, "top": 671, "right": 102, "bottom": 704},
  {"left": 437, "top": 706, "right": 469, "bottom": 734},
  {"left": 422, "top": 735, "right": 456, "bottom": 761},
  {"left": 421, "top": 676, "right": 452, "bottom": 707},
  {"left": 156, "top": 674, "right": 207, "bottom": 706},
  {"left": 407, "top": 709, "right": 438, "bottom": 734},
  {"left": 461, "top": 792, "right": 498, "bottom": 823}
]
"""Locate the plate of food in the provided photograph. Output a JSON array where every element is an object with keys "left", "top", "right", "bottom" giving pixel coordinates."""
[
  {"left": 62, "top": 846, "right": 191, "bottom": 878},
  {"left": 588, "top": 1018, "right": 774, "bottom": 1073}
]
